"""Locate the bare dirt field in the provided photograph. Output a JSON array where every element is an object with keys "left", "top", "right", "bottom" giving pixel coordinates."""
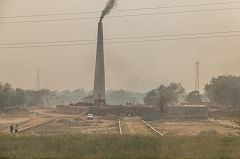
[
  {"left": 120, "top": 117, "right": 156, "bottom": 136},
  {"left": 149, "top": 119, "right": 240, "bottom": 136},
  {"left": 0, "top": 106, "right": 240, "bottom": 136},
  {"left": 0, "top": 107, "right": 119, "bottom": 135}
]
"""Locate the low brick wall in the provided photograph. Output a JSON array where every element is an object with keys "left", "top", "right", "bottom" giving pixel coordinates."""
[
  {"left": 142, "top": 105, "right": 208, "bottom": 121},
  {"left": 165, "top": 105, "right": 208, "bottom": 120}
]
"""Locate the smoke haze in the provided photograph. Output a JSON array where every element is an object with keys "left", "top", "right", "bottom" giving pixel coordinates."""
[
  {"left": 0, "top": 0, "right": 240, "bottom": 93},
  {"left": 100, "top": 0, "right": 117, "bottom": 22}
]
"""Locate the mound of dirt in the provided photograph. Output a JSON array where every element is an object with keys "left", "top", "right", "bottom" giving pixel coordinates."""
[
  {"left": 57, "top": 119, "right": 76, "bottom": 126},
  {"left": 73, "top": 117, "right": 83, "bottom": 121},
  {"left": 54, "top": 106, "right": 84, "bottom": 115},
  {"left": 4, "top": 108, "right": 32, "bottom": 117},
  {"left": 198, "top": 129, "right": 218, "bottom": 136},
  {"left": 102, "top": 113, "right": 118, "bottom": 120}
]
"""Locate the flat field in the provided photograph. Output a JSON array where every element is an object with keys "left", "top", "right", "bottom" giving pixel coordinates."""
[
  {"left": 1, "top": 134, "right": 240, "bottom": 158},
  {"left": 0, "top": 106, "right": 240, "bottom": 136},
  {"left": 1, "top": 106, "right": 240, "bottom": 158},
  {"left": 149, "top": 119, "right": 240, "bottom": 136}
]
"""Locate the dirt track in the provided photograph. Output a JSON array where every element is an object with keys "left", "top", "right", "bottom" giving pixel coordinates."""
[
  {"left": 1, "top": 106, "right": 240, "bottom": 136},
  {"left": 149, "top": 119, "right": 240, "bottom": 136},
  {"left": 0, "top": 107, "right": 119, "bottom": 135},
  {"left": 120, "top": 117, "right": 156, "bottom": 136}
]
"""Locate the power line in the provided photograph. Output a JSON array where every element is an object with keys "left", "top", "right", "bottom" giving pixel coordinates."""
[
  {"left": 106, "top": 34, "right": 240, "bottom": 44},
  {"left": 0, "top": 7, "right": 240, "bottom": 24},
  {"left": 0, "top": 39, "right": 96, "bottom": 46},
  {"left": 0, "top": 16, "right": 97, "bottom": 24},
  {"left": 1, "top": 30, "right": 240, "bottom": 46},
  {"left": 1, "top": 1, "right": 240, "bottom": 19},
  {"left": 109, "top": 7, "right": 240, "bottom": 18},
  {"left": 115, "top": 1, "right": 240, "bottom": 11},
  {"left": 0, "top": 34, "right": 239, "bottom": 50}
]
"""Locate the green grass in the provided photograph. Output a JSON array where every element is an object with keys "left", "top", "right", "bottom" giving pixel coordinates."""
[{"left": 0, "top": 134, "right": 240, "bottom": 158}]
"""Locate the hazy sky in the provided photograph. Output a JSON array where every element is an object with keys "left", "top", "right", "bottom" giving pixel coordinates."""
[{"left": 0, "top": 0, "right": 239, "bottom": 92}]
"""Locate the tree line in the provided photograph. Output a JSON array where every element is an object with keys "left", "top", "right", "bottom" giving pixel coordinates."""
[
  {"left": 1, "top": 75, "right": 240, "bottom": 110},
  {"left": 144, "top": 75, "right": 240, "bottom": 110},
  {"left": 0, "top": 84, "right": 144, "bottom": 110},
  {"left": 0, "top": 83, "right": 54, "bottom": 110}
]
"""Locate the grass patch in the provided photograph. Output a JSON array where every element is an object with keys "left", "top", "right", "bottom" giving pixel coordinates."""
[{"left": 0, "top": 134, "right": 240, "bottom": 158}]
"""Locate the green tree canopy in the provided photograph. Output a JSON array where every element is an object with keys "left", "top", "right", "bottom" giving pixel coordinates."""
[
  {"left": 144, "top": 83, "right": 185, "bottom": 110},
  {"left": 0, "top": 82, "right": 56, "bottom": 110},
  {"left": 205, "top": 75, "right": 240, "bottom": 106},
  {"left": 186, "top": 90, "right": 202, "bottom": 105}
]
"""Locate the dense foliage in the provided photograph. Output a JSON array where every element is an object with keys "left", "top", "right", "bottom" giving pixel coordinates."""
[
  {"left": 0, "top": 83, "right": 25, "bottom": 110},
  {"left": 50, "top": 88, "right": 87, "bottom": 105},
  {"left": 0, "top": 83, "right": 54, "bottom": 110},
  {"left": 205, "top": 75, "right": 240, "bottom": 106},
  {"left": 51, "top": 89, "right": 144, "bottom": 106},
  {"left": 107, "top": 89, "right": 144, "bottom": 105},
  {"left": 186, "top": 90, "right": 202, "bottom": 105},
  {"left": 0, "top": 82, "right": 144, "bottom": 109},
  {"left": 144, "top": 83, "right": 185, "bottom": 110}
]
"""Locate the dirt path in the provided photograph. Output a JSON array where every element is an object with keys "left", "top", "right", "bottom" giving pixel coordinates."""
[
  {"left": 30, "top": 109, "right": 79, "bottom": 118},
  {"left": 19, "top": 119, "right": 56, "bottom": 134},
  {"left": 0, "top": 118, "right": 33, "bottom": 133},
  {"left": 149, "top": 120, "right": 240, "bottom": 136},
  {"left": 121, "top": 117, "right": 155, "bottom": 136},
  {"left": 0, "top": 117, "right": 55, "bottom": 134},
  {"left": 208, "top": 118, "right": 240, "bottom": 129}
]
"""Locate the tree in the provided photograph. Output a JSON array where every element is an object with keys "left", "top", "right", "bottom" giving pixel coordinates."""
[
  {"left": 0, "top": 82, "right": 58, "bottom": 109},
  {"left": 186, "top": 90, "right": 202, "bottom": 105},
  {"left": 72, "top": 88, "right": 86, "bottom": 96},
  {"left": 205, "top": 75, "right": 240, "bottom": 106},
  {"left": 13, "top": 89, "right": 26, "bottom": 106},
  {"left": 0, "top": 83, "right": 14, "bottom": 109},
  {"left": 0, "top": 83, "right": 28, "bottom": 110},
  {"left": 106, "top": 89, "right": 138, "bottom": 105},
  {"left": 24, "top": 89, "right": 54, "bottom": 106},
  {"left": 144, "top": 83, "right": 185, "bottom": 110}
]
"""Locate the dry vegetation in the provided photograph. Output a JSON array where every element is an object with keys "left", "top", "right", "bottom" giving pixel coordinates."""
[
  {"left": 121, "top": 117, "right": 156, "bottom": 136},
  {"left": 0, "top": 105, "right": 240, "bottom": 137},
  {"left": 149, "top": 120, "right": 240, "bottom": 136},
  {"left": 1, "top": 134, "right": 240, "bottom": 158},
  {"left": 0, "top": 105, "right": 240, "bottom": 158}
]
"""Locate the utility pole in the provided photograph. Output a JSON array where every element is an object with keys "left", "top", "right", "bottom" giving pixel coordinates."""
[
  {"left": 98, "top": 93, "right": 100, "bottom": 123},
  {"left": 36, "top": 68, "right": 40, "bottom": 91},
  {"left": 195, "top": 61, "right": 200, "bottom": 92}
]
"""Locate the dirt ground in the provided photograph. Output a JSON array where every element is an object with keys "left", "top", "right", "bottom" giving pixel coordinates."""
[
  {"left": 0, "top": 106, "right": 240, "bottom": 136},
  {"left": 0, "top": 107, "right": 119, "bottom": 135},
  {"left": 149, "top": 119, "right": 240, "bottom": 136},
  {"left": 120, "top": 117, "right": 155, "bottom": 136}
]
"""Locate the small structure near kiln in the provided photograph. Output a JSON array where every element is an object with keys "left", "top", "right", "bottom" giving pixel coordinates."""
[
  {"left": 142, "top": 105, "right": 208, "bottom": 121},
  {"left": 165, "top": 105, "right": 208, "bottom": 120}
]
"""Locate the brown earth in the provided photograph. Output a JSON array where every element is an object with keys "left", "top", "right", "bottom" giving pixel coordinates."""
[
  {"left": 149, "top": 119, "right": 240, "bottom": 136},
  {"left": 0, "top": 105, "right": 239, "bottom": 136},
  {"left": 120, "top": 117, "right": 155, "bottom": 136},
  {"left": 0, "top": 106, "right": 119, "bottom": 135}
]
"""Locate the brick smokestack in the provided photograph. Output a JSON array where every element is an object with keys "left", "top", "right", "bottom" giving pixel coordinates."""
[{"left": 93, "top": 21, "right": 106, "bottom": 105}]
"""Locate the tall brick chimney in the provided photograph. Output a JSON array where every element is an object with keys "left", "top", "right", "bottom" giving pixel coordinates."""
[{"left": 93, "top": 21, "right": 106, "bottom": 105}]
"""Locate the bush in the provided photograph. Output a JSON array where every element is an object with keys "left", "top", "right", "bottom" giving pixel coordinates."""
[
  {"left": 205, "top": 75, "right": 240, "bottom": 106},
  {"left": 186, "top": 90, "right": 202, "bottom": 105},
  {"left": 144, "top": 83, "right": 185, "bottom": 110}
]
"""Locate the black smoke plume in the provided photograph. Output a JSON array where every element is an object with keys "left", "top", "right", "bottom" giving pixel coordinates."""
[{"left": 100, "top": 0, "right": 117, "bottom": 22}]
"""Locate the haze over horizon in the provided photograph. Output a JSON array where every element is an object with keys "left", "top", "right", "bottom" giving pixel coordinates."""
[{"left": 0, "top": 0, "right": 239, "bottom": 93}]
